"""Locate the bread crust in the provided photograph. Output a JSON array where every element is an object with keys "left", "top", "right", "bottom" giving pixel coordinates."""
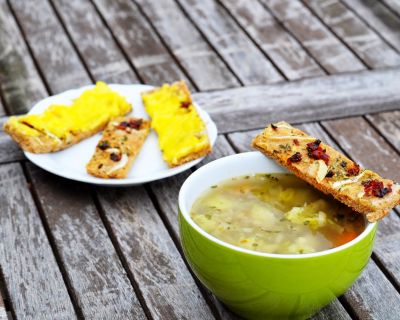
[
  {"left": 86, "top": 117, "right": 150, "bottom": 179},
  {"left": 252, "top": 122, "right": 400, "bottom": 222},
  {"left": 170, "top": 144, "right": 212, "bottom": 167},
  {"left": 4, "top": 118, "right": 108, "bottom": 153}
]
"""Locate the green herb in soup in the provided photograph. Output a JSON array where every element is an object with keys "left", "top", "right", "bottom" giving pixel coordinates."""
[{"left": 190, "top": 173, "right": 365, "bottom": 254}]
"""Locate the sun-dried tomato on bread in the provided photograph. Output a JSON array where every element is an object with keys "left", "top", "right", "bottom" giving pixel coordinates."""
[{"left": 86, "top": 117, "right": 150, "bottom": 179}]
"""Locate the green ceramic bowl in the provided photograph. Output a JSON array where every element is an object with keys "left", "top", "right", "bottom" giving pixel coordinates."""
[{"left": 179, "top": 152, "right": 377, "bottom": 320}]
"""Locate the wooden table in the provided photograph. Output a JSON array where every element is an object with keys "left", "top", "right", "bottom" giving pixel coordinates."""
[{"left": 0, "top": 0, "right": 399, "bottom": 319}]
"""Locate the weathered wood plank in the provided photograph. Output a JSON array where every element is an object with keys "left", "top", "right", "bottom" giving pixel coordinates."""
[
  {"left": 149, "top": 171, "right": 190, "bottom": 240},
  {"left": 374, "top": 211, "right": 400, "bottom": 288},
  {"left": 304, "top": 0, "right": 400, "bottom": 68},
  {"left": 151, "top": 135, "right": 235, "bottom": 244},
  {"left": 311, "top": 302, "right": 351, "bottom": 320},
  {"left": 322, "top": 117, "right": 400, "bottom": 181},
  {"left": 382, "top": 0, "right": 400, "bottom": 17},
  {"left": 134, "top": 0, "right": 239, "bottom": 90},
  {"left": 228, "top": 123, "right": 400, "bottom": 319},
  {"left": 0, "top": 163, "right": 76, "bottom": 319},
  {"left": 92, "top": 0, "right": 193, "bottom": 88},
  {"left": 344, "top": 259, "right": 400, "bottom": 319},
  {"left": 0, "top": 100, "right": 5, "bottom": 119},
  {"left": 0, "top": 0, "right": 47, "bottom": 114},
  {"left": 226, "top": 129, "right": 258, "bottom": 153},
  {"left": 0, "top": 116, "right": 24, "bottom": 164},
  {"left": 219, "top": 0, "right": 324, "bottom": 80},
  {"left": 193, "top": 68, "right": 400, "bottom": 133},
  {"left": 26, "top": 163, "right": 146, "bottom": 319},
  {"left": 51, "top": 0, "right": 139, "bottom": 84},
  {"left": 176, "top": 0, "right": 283, "bottom": 85},
  {"left": 9, "top": 0, "right": 91, "bottom": 94},
  {"left": 260, "top": 0, "right": 365, "bottom": 73},
  {"left": 342, "top": 0, "right": 400, "bottom": 52},
  {"left": 96, "top": 186, "right": 215, "bottom": 320},
  {"left": 366, "top": 111, "right": 400, "bottom": 153},
  {"left": 0, "top": 291, "right": 6, "bottom": 320}
]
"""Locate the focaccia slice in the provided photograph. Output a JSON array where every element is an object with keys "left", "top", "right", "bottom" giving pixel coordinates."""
[
  {"left": 252, "top": 121, "right": 400, "bottom": 222},
  {"left": 86, "top": 117, "right": 150, "bottom": 179},
  {"left": 141, "top": 80, "right": 211, "bottom": 167}
]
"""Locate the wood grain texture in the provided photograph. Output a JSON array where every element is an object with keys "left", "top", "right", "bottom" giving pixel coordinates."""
[
  {"left": 0, "top": 100, "right": 4, "bottom": 119},
  {"left": 134, "top": 0, "right": 240, "bottom": 90},
  {"left": 176, "top": 0, "right": 283, "bottom": 85},
  {"left": 374, "top": 211, "right": 400, "bottom": 288},
  {"left": 9, "top": 0, "right": 91, "bottom": 94},
  {"left": 0, "top": 116, "right": 24, "bottom": 164},
  {"left": 342, "top": 0, "right": 400, "bottom": 52},
  {"left": 150, "top": 135, "right": 235, "bottom": 243},
  {"left": 51, "top": 0, "right": 139, "bottom": 84},
  {"left": 26, "top": 163, "right": 146, "bottom": 319},
  {"left": 304, "top": 0, "right": 400, "bottom": 68},
  {"left": 0, "top": 163, "right": 76, "bottom": 319},
  {"left": 193, "top": 68, "right": 400, "bottom": 133},
  {"left": 0, "top": 0, "right": 47, "bottom": 114},
  {"left": 220, "top": 0, "right": 324, "bottom": 80},
  {"left": 149, "top": 135, "right": 241, "bottom": 320},
  {"left": 345, "top": 259, "right": 400, "bottom": 320},
  {"left": 311, "top": 302, "right": 351, "bottom": 320},
  {"left": 367, "top": 111, "right": 400, "bottom": 153},
  {"left": 199, "top": 134, "right": 237, "bottom": 167},
  {"left": 322, "top": 117, "right": 400, "bottom": 181},
  {"left": 260, "top": 0, "right": 365, "bottom": 73},
  {"left": 96, "top": 186, "right": 215, "bottom": 320},
  {"left": 92, "top": 0, "right": 192, "bottom": 88},
  {"left": 382, "top": 0, "right": 400, "bottom": 17}
]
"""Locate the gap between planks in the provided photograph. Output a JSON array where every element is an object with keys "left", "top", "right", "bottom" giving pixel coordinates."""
[{"left": 193, "top": 67, "right": 400, "bottom": 134}]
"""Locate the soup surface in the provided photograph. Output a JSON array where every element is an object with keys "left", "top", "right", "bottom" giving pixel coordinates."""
[{"left": 190, "top": 173, "right": 365, "bottom": 254}]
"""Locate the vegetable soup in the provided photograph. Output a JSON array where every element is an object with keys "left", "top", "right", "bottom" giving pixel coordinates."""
[{"left": 190, "top": 173, "right": 365, "bottom": 254}]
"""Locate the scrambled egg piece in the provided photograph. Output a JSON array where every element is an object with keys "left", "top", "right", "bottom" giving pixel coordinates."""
[
  {"left": 20, "top": 82, "right": 132, "bottom": 140},
  {"left": 142, "top": 81, "right": 211, "bottom": 167}
]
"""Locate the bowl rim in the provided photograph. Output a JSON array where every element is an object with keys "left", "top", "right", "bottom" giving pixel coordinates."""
[{"left": 179, "top": 151, "right": 377, "bottom": 259}]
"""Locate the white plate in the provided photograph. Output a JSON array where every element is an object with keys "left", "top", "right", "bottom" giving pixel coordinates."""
[{"left": 24, "top": 84, "right": 218, "bottom": 186}]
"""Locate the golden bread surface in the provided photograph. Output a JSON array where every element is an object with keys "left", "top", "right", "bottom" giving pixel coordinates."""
[
  {"left": 86, "top": 117, "right": 150, "bottom": 179},
  {"left": 4, "top": 82, "right": 132, "bottom": 153},
  {"left": 252, "top": 122, "right": 400, "bottom": 221},
  {"left": 141, "top": 80, "right": 211, "bottom": 167}
]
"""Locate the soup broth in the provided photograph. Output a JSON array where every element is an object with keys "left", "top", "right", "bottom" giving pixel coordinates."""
[{"left": 190, "top": 173, "right": 365, "bottom": 254}]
